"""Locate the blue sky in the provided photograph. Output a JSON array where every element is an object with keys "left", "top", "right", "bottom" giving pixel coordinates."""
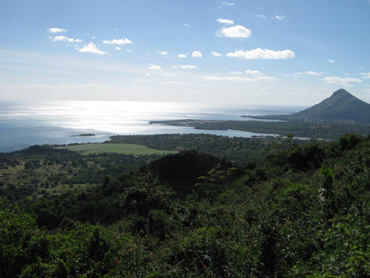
[{"left": 0, "top": 0, "right": 369, "bottom": 106}]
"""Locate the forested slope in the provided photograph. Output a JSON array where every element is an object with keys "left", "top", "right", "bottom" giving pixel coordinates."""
[{"left": 2, "top": 133, "right": 370, "bottom": 277}]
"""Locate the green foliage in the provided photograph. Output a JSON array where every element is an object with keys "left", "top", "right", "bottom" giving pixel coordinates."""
[
  {"left": 143, "top": 150, "right": 238, "bottom": 199},
  {"left": 109, "top": 133, "right": 293, "bottom": 166},
  {"left": 0, "top": 145, "right": 170, "bottom": 201},
  {"left": 2, "top": 133, "right": 370, "bottom": 276},
  {"left": 338, "top": 133, "right": 365, "bottom": 151},
  {"left": 0, "top": 197, "right": 46, "bottom": 278},
  {"left": 150, "top": 119, "right": 370, "bottom": 140},
  {"left": 58, "top": 142, "right": 177, "bottom": 155}
]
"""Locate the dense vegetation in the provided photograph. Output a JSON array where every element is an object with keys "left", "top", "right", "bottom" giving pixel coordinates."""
[
  {"left": 0, "top": 145, "right": 167, "bottom": 201},
  {"left": 2, "top": 133, "right": 370, "bottom": 276},
  {"left": 150, "top": 119, "right": 370, "bottom": 140},
  {"left": 109, "top": 134, "right": 300, "bottom": 167}
]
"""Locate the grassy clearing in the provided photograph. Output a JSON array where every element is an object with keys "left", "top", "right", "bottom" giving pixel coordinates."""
[
  {"left": 0, "top": 158, "right": 100, "bottom": 199},
  {"left": 58, "top": 143, "right": 177, "bottom": 155}
]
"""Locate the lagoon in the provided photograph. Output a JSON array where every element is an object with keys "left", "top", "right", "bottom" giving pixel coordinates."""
[{"left": 0, "top": 100, "right": 304, "bottom": 153}]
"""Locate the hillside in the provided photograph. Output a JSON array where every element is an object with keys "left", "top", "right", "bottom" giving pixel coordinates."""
[
  {"left": 248, "top": 89, "right": 370, "bottom": 124},
  {"left": 2, "top": 133, "right": 370, "bottom": 277},
  {"left": 289, "top": 89, "right": 370, "bottom": 123}
]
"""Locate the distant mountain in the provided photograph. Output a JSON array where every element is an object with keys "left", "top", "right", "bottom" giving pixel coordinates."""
[{"left": 248, "top": 89, "right": 370, "bottom": 124}]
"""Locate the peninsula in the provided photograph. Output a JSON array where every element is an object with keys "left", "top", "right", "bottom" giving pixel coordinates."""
[{"left": 150, "top": 89, "right": 370, "bottom": 139}]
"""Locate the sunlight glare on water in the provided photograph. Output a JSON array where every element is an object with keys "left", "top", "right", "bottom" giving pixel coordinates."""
[
  {"left": 9, "top": 100, "right": 213, "bottom": 134},
  {"left": 52, "top": 100, "right": 207, "bottom": 133},
  {"left": 0, "top": 100, "right": 303, "bottom": 152}
]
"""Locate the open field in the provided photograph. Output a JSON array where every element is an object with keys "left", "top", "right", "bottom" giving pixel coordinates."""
[
  {"left": 0, "top": 156, "right": 101, "bottom": 199},
  {"left": 57, "top": 143, "right": 177, "bottom": 155},
  {"left": 0, "top": 143, "right": 176, "bottom": 200}
]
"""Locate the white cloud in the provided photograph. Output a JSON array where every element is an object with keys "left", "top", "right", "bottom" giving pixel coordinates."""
[
  {"left": 178, "top": 53, "right": 188, "bottom": 58},
  {"left": 323, "top": 77, "right": 362, "bottom": 86},
  {"left": 148, "top": 64, "right": 162, "bottom": 71},
  {"left": 245, "top": 69, "right": 263, "bottom": 77},
  {"left": 211, "top": 51, "right": 222, "bottom": 57},
  {"left": 179, "top": 65, "right": 198, "bottom": 70},
  {"left": 157, "top": 51, "right": 169, "bottom": 56},
  {"left": 221, "top": 2, "right": 235, "bottom": 7},
  {"left": 161, "top": 81, "right": 184, "bottom": 85},
  {"left": 360, "top": 72, "right": 370, "bottom": 79},
  {"left": 51, "top": 36, "right": 68, "bottom": 42},
  {"left": 115, "top": 47, "right": 121, "bottom": 51},
  {"left": 192, "top": 51, "right": 202, "bottom": 58},
  {"left": 257, "top": 14, "right": 266, "bottom": 19},
  {"left": 229, "top": 71, "right": 243, "bottom": 75},
  {"left": 327, "top": 59, "right": 335, "bottom": 63},
  {"left": 50, "top": 36, "right": 82, "bottom": 43},
  {"left": 217, "top": 25, "right": 252, "bottom": 38},
  {"left": 69, "top": 38, "right": 82, "bottom": 43},
  {"left": 78, "top": 42, "right": 108, "bottom": 55},
  {"left": 255, "top": 76, "right": 276, "bottom": 80},
  {"left": 296, "top": 71, "right": 322, "bottom": 76},
  {"left": 102, "top": 38, "right": 132, "bottom": 45},
  {"left": 48, "top": 27, "right": 67, "bottom": 33},
  {"left": 274, "top": 15, "right": 286, "bottom": 20},
  {"left": 305, "top": 71, "right": 321, "bottom": 76},
  {"left": 227, "top": 48, "right": 295, "bottom": 60},
  {"left": 244, "top": 69, "right": 276, "bottom": 80},
  {"left": 217, "top": 18, "right": 234, "bottom": 25},
  {"left": 203, "top": 75, "right": 255, "bottom": 82}
]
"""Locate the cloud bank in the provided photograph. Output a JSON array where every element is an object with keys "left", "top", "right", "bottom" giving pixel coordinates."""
[
  {"left": 179, "top": 65, "right": 198, "bottom": 70},
  {"left": 148, "top": 64, "right": 162, "bottom": 71},
  {"left": 221, "top": 2, "right": 235, "bottom": 7},
  {"left": 323, "top": 77, "right": 362, "bottom": 86},
  {"left": 103, "top": 38, "right": 132, "bottom": 45},
  {"left": 217, "top": 25, "right": 252, "bottom": 38},
  {"left": 211, "top": 51, "right": 222, "bottom": 57},
  {"left": 48, "top": 28, "right": 67, "bottom": 33},
  {"left": 50, "top": 36, "right": 82, "bottom": 43},
  {"left": 192, "top": 51, "right": 202, "bottom": 58},
  {"left": 217, "top": 18, "right": 234, "bottom": 25},
  {"left": 78, "top": 43, "right": 107, "bottom": 55},
  {"left": 227, "top": 48, "right": 295, "bottom": 60}
]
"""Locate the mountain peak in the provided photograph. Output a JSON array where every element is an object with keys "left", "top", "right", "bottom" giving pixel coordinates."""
[
  {"left": 289, "top": 89, "right": 370, "bottom": 123},
  {"left": 332, "top": 88, "right": 350, "bottom": 96}
]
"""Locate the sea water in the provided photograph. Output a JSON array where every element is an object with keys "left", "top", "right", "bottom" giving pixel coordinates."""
[{"left": 0, "top": 100, "right": 304, "bottom": 153}]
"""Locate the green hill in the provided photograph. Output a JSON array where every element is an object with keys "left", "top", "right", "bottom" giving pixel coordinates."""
[
  {"left": 248, "top": 89, "right": 370, "bottom": 124},
  {"left": 3, "top": 134, "right": 370, "bottom": 276},
  {"left": 289, "top": 89, "right": 370, "bottom": 123}
]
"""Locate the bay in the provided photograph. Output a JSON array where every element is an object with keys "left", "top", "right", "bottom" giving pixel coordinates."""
[{"left": 0, "top": 100, "right": 304, "bottom": 153}]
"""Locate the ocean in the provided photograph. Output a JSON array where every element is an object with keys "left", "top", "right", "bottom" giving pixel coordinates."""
[{"left": 0, "top": 100, "right": 304, "bottom": 153}]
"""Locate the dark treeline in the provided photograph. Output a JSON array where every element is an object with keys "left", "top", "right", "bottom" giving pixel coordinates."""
[
  {"left": 150, "top": 119, "right": 370, "bottom": 139},
  {"left": 2, "top": 133, "right": 370, "bottom": 276},
  {"left": 109, "top": 133, "right": 307, "bottom": 167}
]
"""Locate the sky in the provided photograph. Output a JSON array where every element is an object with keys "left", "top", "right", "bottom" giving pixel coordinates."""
[{"left": 0, "top": 0, "right": 369, "bottom": 106}]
